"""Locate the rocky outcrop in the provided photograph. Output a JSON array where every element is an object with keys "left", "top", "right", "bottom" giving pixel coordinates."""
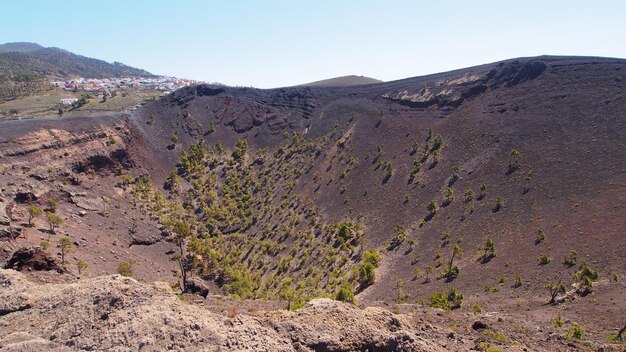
[
  {"left": 184, "top": 277, "right": 210, "bottom": 298},
  {"left": 0, "top": 227, "right": 21, "bottom": 241},
  {"left": 382, "top": 59, "right": 547, "bottom": 110},
  {"left": 0, "top": 269, "right": 453, "bottom": 351},
  {"left": 3, "top": 248, "right": 65, "bottom": 273}
]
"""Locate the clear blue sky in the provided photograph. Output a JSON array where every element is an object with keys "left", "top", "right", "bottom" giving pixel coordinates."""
[{"left": 1, "top": 0, "right": 625, "bottom": 88}]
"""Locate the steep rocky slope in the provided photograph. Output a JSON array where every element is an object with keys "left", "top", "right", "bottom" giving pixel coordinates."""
[{"left": 0, "top": 114, "right": 177, "bottom": 282}]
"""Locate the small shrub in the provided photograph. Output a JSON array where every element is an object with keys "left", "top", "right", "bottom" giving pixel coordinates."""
[
  {"left": 513, "top": 275, "right": 524, "bottom": 288},
  {"left": 535, "top": 229, "right": 546, "bottom": 244},
  {"left": 427, "top": 201, "right": 437, "bottom": 214},
  {"left": 464, "top": 188, "right": 474, "bottom": 202},
  {"left": 552, "top": 316, "right": 565, "bottom": 328},
  {"left": 574, "top": 264, "right": 598, "bottom": 293},
  {"left": 564, "top": 249, "right": 577, "bottom": 267},
  {"left": 538, "top": 254, "right": 551, "bottom": 265},
  {"left": 546, "top": 282, "right": 566, "bottom": 303},
  {"left": 476, "top": 342, "right": 503, "bottom": 352},
  {"left": 472, "top": 303, "right": 483, "bottom": 315},
  {"left": 484, "top": 285, "right": 500, "bottom": 293},
  {"left": 493, "top": 197, "right": 503, "bottom": 212},
  {"left": 77, "top": 260, "right": 88, "bottom": 275},
  {"left": 567, "top": 322, "right": 585, "bottom": 340},
  {"left": 335, "top": 282, "right": 355, "bottom": 304},
  {"left": 40, "top": 240, "right": 50, "bottom": 250},
  {"left": 117, "top": 261, "right": 133, "bottom": 277},
  {"left": 46, "top": 199, "right": 58, "bottom": 213}
]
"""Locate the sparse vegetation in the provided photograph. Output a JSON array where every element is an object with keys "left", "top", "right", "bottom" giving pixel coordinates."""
[{"left": 429, "top": 288, "right": 463, "bottom": 311}]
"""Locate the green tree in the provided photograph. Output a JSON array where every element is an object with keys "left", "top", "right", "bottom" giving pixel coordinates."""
[
  {"left": 464, "top": 188, "right": 474, "bottom": 202},
  {"left": 424, "top": 265, "right": 433, "bottom": 283},
  {"left": 481, "top": 239, "right": 496, "bottom": 262},
  {"left": 445, "top": 244, "right": 464, "bottom": 280},
  {"left": 427, "top": 201, "right": 437, "bottom": 215},
  {"left": 59, "top": 237, "right": 72, "bottom": 264},
  {"left": 358, "top": 249, "right": 380, "bottom": 288},
  {"left": 574, "top": 264, "right": 598, "bottom": 294},
  {"left": 40, "top": 240, "right": 50, "bottom": 250},
  {"left": 479, "top": 183, "right": 487, "bottom": 199},
  {"left": 429, "top": 288, "right": 463, "bottom": 311},
  {"left": 279, "top": 283, "right": 296, "bottom": 310},
  {"left": 172, "top": 221, "right": 192, "bottom": 292},
  {"left": 46, "top": 212, "right": 63, "bottom": 233},
  {"left": 443, "top": 187, "right": 455, "bottom": 204},
  {"left": 46, "top": 199, "right": 58, "bottom": 213},
  {"left": 27, "top": 206, "right": 43, "bottom": 227},
  {"left": 335, "top": 282, "right": 355, "bottom": 304},
  {"left": 494, "top": 196, "right": 504, "bottom": 211},
  {"left": 77, "top": 260, "right": 88, "bottom": 275},
  {"left": 233, "top": 139, "right": 248, "bottom": 161},
  {"left": 546, "top": 280, "right": 566, "bottom": 304}
]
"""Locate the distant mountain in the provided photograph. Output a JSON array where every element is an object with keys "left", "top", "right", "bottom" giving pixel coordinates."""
[
  {"left": 0, "top": 42, "right": 155, "bottom": 100},
  {"left": 0, "top": 42, "right": 154, "bottom": 81},
  {"left": 0, "top": 42, "right": 44, "bottom": 54},
  {"left": 299, "top": 75, "right": 382, "bottom": 87}
]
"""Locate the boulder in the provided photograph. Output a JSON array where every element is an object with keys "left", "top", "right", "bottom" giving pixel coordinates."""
[
  {"left": 70, "top": 195, "right": 103, "bottom": 211},
  {"left": 185, "top": 277, "right": 210, "bottom": 298}
]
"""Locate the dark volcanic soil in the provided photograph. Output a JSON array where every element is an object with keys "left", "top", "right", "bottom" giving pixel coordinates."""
[{"left": 1, "top": 56, "right": 625, "bottom": 347}]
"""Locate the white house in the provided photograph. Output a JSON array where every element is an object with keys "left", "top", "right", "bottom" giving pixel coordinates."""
[{"left": 60, "top": 98, "right": 78, "bottom": 105}]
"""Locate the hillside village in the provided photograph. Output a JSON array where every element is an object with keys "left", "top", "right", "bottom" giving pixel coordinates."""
[{"left": 50, "top": 76, "right": 200, "bottom": 95}]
